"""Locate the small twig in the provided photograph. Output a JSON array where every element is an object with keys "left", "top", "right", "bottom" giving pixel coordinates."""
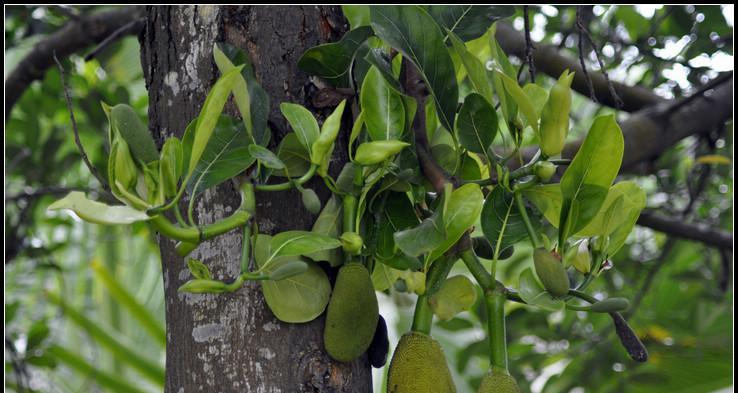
[
  {"left": 523, "top": 6, "right": 536, "bottom": 83},
  {"left": 576, "top": 7, "right": 598, "bottom": 103},
  {"left": 53, "top": 53, "right": 110, "bottom": 193},
  {"left": 84, "top": 17, "right": 146, "bottom": 62},
  {"left": 576, "top": 6, "right": 623, "bottom": 109}
]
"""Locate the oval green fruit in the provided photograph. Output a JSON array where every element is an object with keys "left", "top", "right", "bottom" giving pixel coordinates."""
[
  {"left": 538, "top": 70, "right": 574, "bottom": 158},
  {"left": 589, "top": 297, "right": 630, "bottom": 313},
  {"left": 109, "top": 104, "right": 159, "bottom": 163},
  {"left": 477, "top": 367, "right": 521, "bottom": 393},
  {"left": 301, "top": 188, "right": 321, "bottom": 214},
  {"left": 387, "top": 332, "right": 456, "bottom": 393},
  {"left": 533, "top": 248, "right": 570, "bottom": 298},
  {"left": 324, "top": 263, "right": 379, "bottom": 362}
]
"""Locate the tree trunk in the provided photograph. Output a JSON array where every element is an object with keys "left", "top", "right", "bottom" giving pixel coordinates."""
[{"left": 140, "top": 5, "right": 372, "bottom": 392}]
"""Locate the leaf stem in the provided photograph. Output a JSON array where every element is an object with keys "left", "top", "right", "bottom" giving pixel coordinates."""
[
  {"left": 254, "top": 164, "right": 317, "bottom": 192},
  {"left": 513, "top": 191, "right": 541, "bottom": 248},
  {"left": 486, "top": 288, "right": 508, "bottom": 371},
  {"left": 460, "top": 248, "right": 494, "bottom": 291}
]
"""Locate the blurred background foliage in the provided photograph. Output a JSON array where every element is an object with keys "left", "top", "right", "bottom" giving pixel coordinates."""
[{"left": 4, "top": 5, "right": 733, "bottom": 393}]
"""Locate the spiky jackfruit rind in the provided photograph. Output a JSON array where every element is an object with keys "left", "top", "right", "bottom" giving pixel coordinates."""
[
  {"left": 323, "top": 263, "right": 379, "bottom": 362},
  {"left": 387, "top": 332, "right": 456, "bottom": 393},
  {"left": 477, "top": 367, "right": 521, "bottom": 393}
]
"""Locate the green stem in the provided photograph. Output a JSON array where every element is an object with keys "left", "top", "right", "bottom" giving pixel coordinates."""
[
  {"left": 486, "top": 288, "right": 508, "bottom": 371},
  {"left": 460, "top": 248, "right": 494, "bottom": 291},
  {"left": 342, "top": 194, "right": 357, "bottom": 234},
  {"left": 568, "top": 289, "right": 597, "bottom": 304},
  {"left": 254, "top": 165, "right": 317, "bottom": 192},
  {"left": 147, "top": 182, "right": 187, "bottom": 215},
  {"left": 514, "top": 191, "right": 541, "bottom": 248},
  {"left": 411, "top": 294, "right": 433, "bottom": 335}
]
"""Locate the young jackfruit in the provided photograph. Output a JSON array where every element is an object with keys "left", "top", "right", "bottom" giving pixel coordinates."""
[
  {"left": 387, "top": 332, "right": 456, "bottom": 393},
  {"left": 324, "top": 263, "right": 379, "bottom": 362},
  {"left": 477, "top": 367, "right": 521, "bottom": 393}
]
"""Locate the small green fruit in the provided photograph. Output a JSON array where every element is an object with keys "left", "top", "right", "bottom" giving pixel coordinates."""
[
  {"left": 477, "top": 367, "right": 521, "bottom": 393},
  {"left": 387, "top": 332, "right": 456, "bottom": 393},
  {"left": 534, "top": 161, "right": 556, "bottom": 182},
  {"left": 340, "top": 232, "right": 363, "bottom": 255},
  {"left": 301, "top": 188, "right": 321, "bottom": 214},
  {"left": 324, "top": 263, "right": 379, "bottom": 362},
  {"left": 533, "top": 248, "right": 570, "bottom": 298}
]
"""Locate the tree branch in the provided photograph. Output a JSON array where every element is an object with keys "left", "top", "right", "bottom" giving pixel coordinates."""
[
  {"left": 495, "top": 21, "right": 665, "bottom": 112},
  {"left": 637, "top": 210, "right": 733, "bottom": 250},
  {"left": 5, "top": 6, "right": 144, "bottom": 121}
]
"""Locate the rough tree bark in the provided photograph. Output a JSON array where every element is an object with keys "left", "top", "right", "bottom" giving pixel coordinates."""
[{"left": 140, "top": 6, "right": 371, "bottom": 392}]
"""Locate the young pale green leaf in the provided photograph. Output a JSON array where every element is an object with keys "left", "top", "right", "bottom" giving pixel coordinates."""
[
  {"left": 280, "top": 103, "right": 320, "bottom": 157},
  {"left": 517, "top": 268, "right": 564, "bottom": 312},
  {"left": 354, "top": 140, "right": 410, "bottom": 166},
  {"left": 298, "top": 26, "right": 374, "bottom": 87},
  {"left": 187, "top": 259, "right": 212, "bottom": 280},
  {"left": 268, "top": 231, "right": 342, "bottom": 261},
  {"left": 304, "top": 195, "right": 343, "bottom": 266},
  {"left": 312, "top": 99, "right": 347, "bottom": 166},
  {"left": 187, "top": 66, "right": 244, "bottom": 180},
  {"left": 455, "top": 93, "right": 498, "bottom": 154},
  {"left": 268, "top": 260, "right": 309, "bottom": 281},
  {"left": 496, "top": 70, "right": 540, "bottom": 134},
  {"left": 426, "top": 183, "right": 485, "bottom": 264},
  {"left": 249, "top": 144, "right": 285, "bottom": 170},
  {"left": 481, "top": 186, "right": 530, "bottom": 257},
  {"left": 343, "top": 5, "right": 371, "bottom": 28},
  {"left": 371, "top": 263, "right": 403, "bottom": 291},
  {"left": 448, "top": 32, "right": 494, "bottom": 103},
  {"left": 428, "top": 275, "right": 478, "bottom": 321},
  {"left": 371, "top": 5, "right": 458, "bottom": 132},
  {"left": 488, "top": 31, "right": 518, "bottom": 125},
  {"left": 428, "top": 5, "right": 514, "bottom": 42},
  {"left": 523, "top": 184, "right": 563, "bottom": 227},
  {"left": 108, "top": 104, "right": 159, "bottom": 164},
  {"left": 559, "top": 115, "right": 624, "bottom": 240},
  {"left": 577, "top": 181, "right": 646, "bottom": 238},
  {"left": 213, "top": 43, "right": 253, "bottom": 142},
  {"left": 255, "top": 234, "right": 331, "bottom": 323},
  {"left": 178, "top": 279, "right": 229, "bottom": 293},
  {"left": 361, "top": 66, "right": 406, "bottom": 141},
  {"left": 186, "top": 115, "right": 255, "bottom": 198},
  {"left": 213, "top": 43, "right": 271, "bottom": 146},
  {"left": 393, "top": 211, "right": 445, "bottom": 257},
  {"left": 48, "top": 192, "right": 151, "bottom": 225},
  {"left": 523, "top": 83, "right": 549, "bottom": 120},
  {"left": 273, "top": 133, "right": 311, "bottom": 178}
]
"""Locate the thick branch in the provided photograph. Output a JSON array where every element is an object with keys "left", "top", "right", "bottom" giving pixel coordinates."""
[
  {"left": 5, "top": 6, "right": 144, "bottom": 121},
  {"left": 561, "top": 75, "right": 733, "bottom": 173},
  {"left": 495, "top": 21, "right": 665, "bottom": 112},
  {"left": 636, "top": 211, "right": 732, "bottom": 250}
]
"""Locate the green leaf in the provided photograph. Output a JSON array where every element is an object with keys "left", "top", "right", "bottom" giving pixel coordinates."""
[
  {"left": 273, "top": 133, "right": 311, "bottom": 177},
  {"left": 371, "top": 5, "right": 459, "bottom": 132},
  {"left": 343, "top": 5, "right": 371, "bottom": 28},
  {"left": 577, "top": 181, "right": 646, "bottom": 238},
  {"left": 311, "top": 99, "right": 347, "bottom": 167},
  {"left": 481, "top": 186, "right": 530, "bottom": 256},
  {"left": 426, "top": 183, "right": 485, "bottom": 264},
  {"left": 517, "top": 268, "right": 564, "bottom": 312},
  {"left": 488, "top": 31, "right": 518, "bottom": 124},
  {"left": 186, "top": 114, "right": 255, "bottom": 197},
  {"left": 26, "top": 319, "right": 50, "bottom": 352},
  {"left": 268, "top": 231, "right": 342, "bottom": 262},
  {"left": 361, "top": 66, "right": 406, "bottom": 141},
  {"left": 496, "top": 70, "right": 540, "bottom": 134},
  {"left": 249, "top": 144, "right": 285, "bottom": 170},
  {"left": 187, "top": 66, "right": 244, "bottom": 180},
  {"left": 559, "top": 115, "right": 624, "bottom": 241},
  {"left": 428, "top": 275, "right": 478, "bottom": 320},
  {"left": 448, "top": 32, "right": 494, "bottom": 103},
  {"left": 46, "top": 292, "right": 165, "bottom": 386},
  {"left": 354, "top": 140, "right": 410, "bottom": 166},
  {"left": 363, "top": 48, "right": 403, "bottom": 93},
  {"left": 305, "top": 195, "right": 343, "bottom": 266},
  {"left": 428, "top": 5, "right": 514, "bottom": 42},
  {"left": 255, "top": 234, "right": 331, "bottom": 323},
  {"left": 298, "top": 26, "right": 373, "bottom": 87},
  {"left": 280, "top": 103, "right": 320, "bottom": 157},
  {"left": 393, "top": 210, "right": 445, "bottom": 257},
  {"left": 48, "top": 192, "right": 151, "bottom": 225},
  {"left": 47, "top": 346, "right": 149, "bottom": 393},
  {"left": 90, "top": 260, "right": 166, "bottom": 347},
  {"left": 186, "top": 259, "right": 212, "bottom": 280},
  {"left": 213, "top": 43, "right": 271, "bottom": 146},
  {"left": 455, "top": 93, "right": 498, "bottom": 154},
  {"left": 523, "top": 184, "right": 562, "bottom": 227},
  {"left": 523, "top": 83, "right": 549, "bottom": 120},
  {"left": 371, "top": 263, "right": 402, "bottom": 291},
  {"left": 213, "top": 43, "right": 253, "bottom": 142}
]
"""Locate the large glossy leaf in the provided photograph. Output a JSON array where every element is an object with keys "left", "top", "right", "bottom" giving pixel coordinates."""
[
  {"left": 559, "top": 115, "right": 624, "bottom": 241},
  {"left": 523, "top": 184, "right": 562, "bottom": 227},
  {"left": 187, "top": 66, "right": 243, "bottom": 180},
  {"left": 518, "top": 268, "right": 564, "bottom": 311},
  {"left": 371, "top": 5, "right": 459, "bottom": 132},
  {"left": 361, "top": 66, "right": 406, "bottom": 141},
  {"left": 488, "top": 31, "right": 518, "bottom": 125},
  {"left": 342, "top": 5, "right": 371, "bottom": 28},
  {"left": 186, "top": 115, "right": 255, "bottom": 197},
  {"left": 273, "top": 133, "right": 310, "bottom": 177},
  {"left": 364, "top": 48, "right": 403, "bottom": 93},
  {"left": 448, "top": 32, "right": 494, "bottom": 103},
  {"left": 428, "top": 5, "right": 514, "bottom": 42},
  {"left": 48, "top": 192, "right": 151, "bottom": 225},
  {"left": 213, "top": 43, "right": 270, "bottom": 146},
  {"left": 481, "top": 186, "right": 529, "bottom": 256},
  {"left": 280, "top": 103, "right": 320, "bottom": 157},
  {"left": 249, "top": 144, "right": 285, "bottom": 170},
  {"left": 455, "top": 93, "right": 498, "bottom": 154},
  {"left": 393, "top": 210, "right": 445, "bottom": 258},
  {"left": 255, "top": 235, "right": 331, "bottom": 323},
  {"left": 304, "top": 195, "right": 343, "bottom": 266},
  {"left": 426, "top": 183, "right": 485, "bottom": 264},
  {"left": 298, "top": 26, "right": 373, "bottom": 87}
]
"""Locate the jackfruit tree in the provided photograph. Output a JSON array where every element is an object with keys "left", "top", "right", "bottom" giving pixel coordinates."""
[{"left": 5, "top": 5, "right": 733, "bottom": 393}]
